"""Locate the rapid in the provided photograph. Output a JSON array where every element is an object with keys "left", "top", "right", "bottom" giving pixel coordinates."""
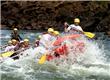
[{"left": 0, "top": 30, "right": 110, "bottom": 80}]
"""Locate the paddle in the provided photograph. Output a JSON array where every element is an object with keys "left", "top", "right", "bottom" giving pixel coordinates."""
[
  {"left": 1, "top": 39, "right": 38, "bottom": 59},
  {"left": 0, "top": 51, "right": 14, "bottom": 58},
  {"left": 66, "top": 23, "right": 95, "bottom": 38},
  {"left": 0, "top": 47, "right": 30, "bottom": 58},
  {"left": 38, "top": 50, "right": 55, "bottom": 64},
  {"left": 75, "top": 30, "right": 95, "bottom": 38},
  {"left": 38, "top": 47, "right": 54, "bottom": 64},
  {"left": 38, "top": 54, "right": 47, "bottom": 64},
  {"left": 38, "top": 41, "right": 64, "bottom": 64},
  {"left": 38, "top": 40, "right": 58, "bottom": 64},
  {"left": 83, "top": 32, "right": 95, "bottom": 38},
  {"left": 0, "top": 47, "right": 32, "bottom": 63}
]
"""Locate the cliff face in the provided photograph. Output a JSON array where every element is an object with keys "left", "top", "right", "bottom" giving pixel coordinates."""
[{"left": 1, "top": 1, "right": 110, "bottom": 32}]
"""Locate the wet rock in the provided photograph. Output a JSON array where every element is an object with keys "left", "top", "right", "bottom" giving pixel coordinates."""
[
  {"left": 1, "top": 1, "right": 110, "bottom": 32},
  {"left": 106, "top": 31, "right": 110, "bottom": 37}
]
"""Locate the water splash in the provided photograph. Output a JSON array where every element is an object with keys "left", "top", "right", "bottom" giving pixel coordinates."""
[{"left": 0, "top": 32, "right": 110, "bottom": 80}]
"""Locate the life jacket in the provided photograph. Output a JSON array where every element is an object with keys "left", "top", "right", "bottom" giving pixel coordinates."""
[
  {"left": 54, "top": 44, "right": 68, "bottom": 56},
  {"left": 22, "top": 44, "right": 30, "bottom": 49},
  {"left": 46, "top": 54, "right": 53, "bottom": 61},
  {"left": 39, "top": 34, "right": 53, "bottom": 47},
  {"left": 68, "top": 24, "right": 83, "bottom": 32},
  {"left": 11, "top": 32, "right": 22, "bottom": 41},
  {"left": 5, "top": 45, "right": 15, "bottom": 52},
  {"left": 46, "top": 52, "right": 61, "bottom": 61}
]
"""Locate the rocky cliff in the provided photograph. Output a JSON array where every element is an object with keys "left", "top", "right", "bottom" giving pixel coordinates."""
[{"left": 1, "top": 1, "right": 110, "bottom": 33}]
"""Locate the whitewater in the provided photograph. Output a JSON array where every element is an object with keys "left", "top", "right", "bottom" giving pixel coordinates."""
[{"left": 0, "top": 30, "right": 110, "bottom": 80}]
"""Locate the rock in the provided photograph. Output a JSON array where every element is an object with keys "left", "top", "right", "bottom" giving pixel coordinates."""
[
  {"left": 1, "top": 1, "right": 110, "bottom": 32},
  {"left": 107, "top": 31, "right": 110, "bottom": 37}
]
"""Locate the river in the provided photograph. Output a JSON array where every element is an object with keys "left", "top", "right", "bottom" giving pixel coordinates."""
[{"left": 0, "top": 30, "right": 110, "bottom": 80}]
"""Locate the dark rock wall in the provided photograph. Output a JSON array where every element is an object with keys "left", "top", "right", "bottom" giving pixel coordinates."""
[{"left": 1, "top": 1, "right": 110, "bottom": 32}]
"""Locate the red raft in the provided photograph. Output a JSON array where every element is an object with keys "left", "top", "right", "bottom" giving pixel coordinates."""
[
  {"left": 46, "top": 34, "right": 85, "bottom": 61},
  {"left": 53, "top": 34, "right": 81, "bottom": 46}
]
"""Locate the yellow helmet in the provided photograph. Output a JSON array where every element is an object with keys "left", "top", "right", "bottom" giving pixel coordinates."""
[
  {"left": 13, "top": 28, "right": 18, "bottom": 31},
  {"left": 54, "top": 31, "right": 60, "bottom": 35},
  {"left": 48, "top": 28, "right": 54, "bottom": 33},
  {"left": 38, "top": 35, "right": 42, "bottom": 39},
  {"left": 12, "top": 39, "right": 17, "bottom": 42},
  {"left": 8, "top": 40, "right": 12, "bottom": 44},
  {"left": 74, "top": 18, "right": 80, "bottom": 23},
  {"left": 24, "top": 39, "right": 29, "bottom": 42}
]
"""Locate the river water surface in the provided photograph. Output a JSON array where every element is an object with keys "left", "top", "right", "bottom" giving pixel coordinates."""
[{"left": 0, "top": 30, "right": 110, "bottom": 80}]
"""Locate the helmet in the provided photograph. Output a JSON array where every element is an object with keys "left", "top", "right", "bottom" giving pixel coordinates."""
[
  {"left": 24, "top": 39, "right": 29, "bottom": 42},
  {"left": 74, "top": 18, "right": 80, "bottom": 23},
  {"left": 38, "top": 35, "right": 42, "bottom": 39},
  {"left": 54, "top": 31, "right": 60, "bottom": 35},
  {"left": 8, "top": 40, "right": 12, "bottom": 44},
  {"left": 48, "top": 28, "right": 54, "bottom": 33},
  {"left": 12, "top": 39, "right": 17, "bottom": 42},
  {"left": 13, "top": 28, "right": 18, "bottom": 31}
]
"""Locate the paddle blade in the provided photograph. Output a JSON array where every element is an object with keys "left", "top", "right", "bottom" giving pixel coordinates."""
[
  {"left": 1, "top": 51, "right": 14, "bottom": 58},
  {"left": 84, "top": 32, "right": 95, "bottom": 38},
  {"left": 38, "top": 54, "right": 46, "bottom": 64}
]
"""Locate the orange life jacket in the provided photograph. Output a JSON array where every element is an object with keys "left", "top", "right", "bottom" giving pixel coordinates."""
[{"left": 54, "top": 44, "right": 68, "bottom": 56}]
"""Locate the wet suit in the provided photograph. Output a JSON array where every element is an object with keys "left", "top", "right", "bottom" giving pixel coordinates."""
[
  {"left": 11, "top": 32, "right": 22, "bottom": 41},
  {"left": 10, "top": 52, "right": 19, "bottom": 60},
  {"left": 10, "top": 32, "right": 22, "bottom": 60},
  {"left": 10, "top": 42, "right": 24, "bottom": 60}
]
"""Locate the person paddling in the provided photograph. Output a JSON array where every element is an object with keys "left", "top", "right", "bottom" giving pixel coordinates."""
[
  {"left": 65, "top": 18, "right": 95, "bottom": 38},
  {"left": 10, "top": 39, "right": 30, "bottom": 60},
  {"left": 46, "top": 30, "right": 60, "bottom": 61},
  {"left": 39, "top": 28, "right": 55, "bottom": 49},
  {"left": 67, "top": 18, "right": 84, "bottom": 34},
  {"left": 38, "top": 28, "right": 55, "bottom": 61},
  {"left": 11, "top": 28, "right": 22, "bottom": 42},
  {"left": 22, "top": 39, "right": 30, "bottom": 49},
  {"left": 5, "top": 40, "right": 15, "bottom": 52}
]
